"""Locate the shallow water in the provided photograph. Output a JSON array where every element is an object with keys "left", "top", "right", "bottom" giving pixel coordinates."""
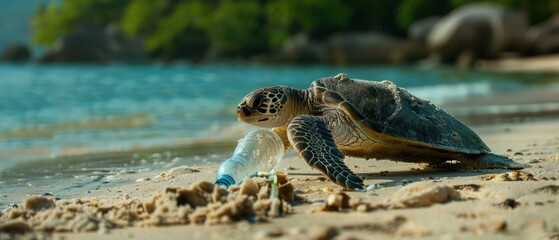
[{"left": 0, "top": 63, "right": 558, "bottom": 199}]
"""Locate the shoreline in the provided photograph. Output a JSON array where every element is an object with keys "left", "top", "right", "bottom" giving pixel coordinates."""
[
  {"left": 1, "top": 119, "right": 558, "bottom": 239},
  {"left": 477, "top": 54, "right": 559, "bottom": 73}
]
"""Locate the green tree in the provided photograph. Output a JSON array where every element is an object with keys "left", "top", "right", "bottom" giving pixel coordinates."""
[
  {"left": 30, "top": 0, "right": 559, "bottom": 60},
  {"left": 265, "top": 0, "right": 350, "bottom": 47},
  {"left": 396, "top": 0, "right": 453, "bottom": 29},
  {"left": 208, "top": 0, "right": 266, "bottom": 55},
  {"left": 31, "top": 0, "right": 129, "bottom": 46}
]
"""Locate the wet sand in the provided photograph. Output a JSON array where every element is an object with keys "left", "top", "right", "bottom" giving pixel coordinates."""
[{"left": 1, "top": 118, "right": 558, "bottom": 239}]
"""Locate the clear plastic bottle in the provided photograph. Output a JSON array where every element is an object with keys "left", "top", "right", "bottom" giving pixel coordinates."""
[{"left": 215, "top": 129, "right": 284, "bottom": 188}]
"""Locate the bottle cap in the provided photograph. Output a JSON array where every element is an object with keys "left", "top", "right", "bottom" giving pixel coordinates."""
[{"left": 215, "top": 174, "right": 235, "bottom": 188}]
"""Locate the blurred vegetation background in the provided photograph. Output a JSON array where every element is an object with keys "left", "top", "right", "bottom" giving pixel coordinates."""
[{"left": 14, "top": 0, "right": 559, "bottom": 62}]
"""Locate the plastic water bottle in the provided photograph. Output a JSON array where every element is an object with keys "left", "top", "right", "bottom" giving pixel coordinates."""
[{"left": 215, "top": 129, "right": 284, "bottom": 188}]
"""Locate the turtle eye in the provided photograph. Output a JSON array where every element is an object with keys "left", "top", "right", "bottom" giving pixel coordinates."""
[{"left": 249, "top": 94, "right": 264, "bottom": 109}]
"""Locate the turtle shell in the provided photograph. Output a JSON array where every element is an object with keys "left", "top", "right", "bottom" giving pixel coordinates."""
[{"left": 311, "top": 75, "right": 490, "bottom": 154}]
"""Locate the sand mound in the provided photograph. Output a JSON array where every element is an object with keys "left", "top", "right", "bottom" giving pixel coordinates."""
[
  {"left": 314, "top": 182, "right": 462, "bottom": 213},
  {"left": 481, "top": 171, "right": 537, "bottom": 181},
  {"left": 382, "top": 182, "right": 461, "bottom": 209},
  {"left": 0, "top": 173, "right": 296, "bottom": 234}
]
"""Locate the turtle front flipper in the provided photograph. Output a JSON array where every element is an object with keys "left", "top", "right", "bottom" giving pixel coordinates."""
[
  {"left": 272, "top": 127, "right": 291, "bottom": 152},
  {"left": 287, "top": 115, "right": 364, "bottom": 190}
]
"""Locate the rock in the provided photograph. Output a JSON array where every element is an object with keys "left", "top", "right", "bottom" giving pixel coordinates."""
[
  {"left": 524, "top": 15, "right": 559, "bottom": 55},
  {"left": 39, "top": 22, "right": 109, "bottom": 63},
  {"left": 254, "top": 228, "right": 285, "bottom": 239},
  {"left": 409, "top": 17, "right": 441, "bottom": 45},
  {"left": 0, "top": 43, "right": 31, "bottom": 62},
  {"left": 281, "top": 32, "right": 327, "bottom": 63},
  {"left": 310, "top": 226, "right": 339, "bottom": 240},
  {"left": 427, "top": 3, "right": 527, "bottom": 66},
  {"left": 499, "top": 198, "right": 520, "bottom": 209},
  {"left": 327, "top": 32, "right": 426, "bottom": 64},
  {"left": 39, "top": 22, "right": 145, "bottom": 63},
  {"left": 385, "top": 182, "right": 461, "bottom": 209},
  {"left": 239, "top": 178, "right": 260, "bottom": 197},
  {"left": 320, "top": 192, "right": 351, "bottom": 212},
  {"left": 0, "top": 220, "right": 32, "bottom": 234},
  {"left": 104, "top": 22, "right": 146, "bottom": 62},
  {"left": 23, "top": 196, "right": 55, "bottom": 211}
]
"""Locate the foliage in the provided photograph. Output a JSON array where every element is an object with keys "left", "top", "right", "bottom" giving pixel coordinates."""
[
  {"left": 31, "top": 0, "right": 129, "bottom": 46},
  {"left": 396, "top": 0, "right": 453, "bottom": 29},
  {"left": 265, "top": 0, "right": 350, "bottom": 47},
  {"left": 208, "top": 0, "right": 265, "bottom": 53},
  {"left": 30, "top": 0, "right": 559, "bottom": 60}
]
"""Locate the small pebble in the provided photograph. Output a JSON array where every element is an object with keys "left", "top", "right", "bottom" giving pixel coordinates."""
[
  {"left": 255, "top": 229, "right": 284, "bottom": 239},
  {"left": 356, "top": 204, "right": 368, "bottom": 212},
  {"left": 322, "top": 187, "right": 335, "bottom": 193},
  {"left": 135, "top": 178, "right": 151, "bottom": 182},
  {"left": 284, "top": 166, "right": 298, "bottom": 170},
  {"left": 400, "top": 179, "right": 412, "bottom": 186},
  {"left": 500, "top": 199, "right": 520, "bottom": 209},
  {"left": 310, "top": 226, "right": 339, "bottom": 240}
]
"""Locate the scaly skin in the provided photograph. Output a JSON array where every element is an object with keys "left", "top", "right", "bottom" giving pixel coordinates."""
[{"left": 237, "top": 73, "right": 528, "bottom": 190}]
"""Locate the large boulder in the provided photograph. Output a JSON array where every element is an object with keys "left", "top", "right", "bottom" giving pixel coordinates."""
[
  {"left": 105, "top": 23, "right": 146, "bottom": 62},
  {"left": 409, "top": 17, "right": 441, "bottom": 45},
  {"left": 327, "top": 32, "right": 426, "bottom": 64},
  {"left": 39, "top": 22, "right": 109, "bottom": 63},
  {"left": 0, "top": 43, "right": 31, "bottom": 62},
  {"left": 39, "top": 22, "right": 145, "bottom": 63},
  {"left": 524, "top": 15, "right": 559, "bottom": 55},
  {"left": 427, "top": 3, "right": 527, "bottom": 66},
  {"left": 280, "top": 33, "right": 327, "bottom": 63}
]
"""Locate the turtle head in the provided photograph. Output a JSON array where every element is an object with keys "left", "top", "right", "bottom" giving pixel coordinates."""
[{"left": 237, "top": 86, "right": 293, "bottom": 127}]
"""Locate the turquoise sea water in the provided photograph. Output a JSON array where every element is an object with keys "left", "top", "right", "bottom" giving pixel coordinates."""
[
  {"left": 1, "top": 63, "right": 557, "bottom": 163},
  {"left": 0, "top": 63, "right": 557, "bottom": 197}
]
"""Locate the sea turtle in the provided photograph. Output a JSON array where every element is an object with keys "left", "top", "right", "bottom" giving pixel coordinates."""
[{"left": 236, "top": 73, "right": 528, "bottom": 190}]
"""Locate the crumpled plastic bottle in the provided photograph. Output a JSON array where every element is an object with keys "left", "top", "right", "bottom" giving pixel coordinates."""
[{"left": 215, "top": 129, "right": 284, "bottom": 188}]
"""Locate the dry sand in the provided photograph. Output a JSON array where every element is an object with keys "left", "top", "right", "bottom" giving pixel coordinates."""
[
  {"left": 477, "top": 54, "right": 559, "bottom": 73},
  {"left": 1, "top": 119, "right": 559, "bottom": 240}
]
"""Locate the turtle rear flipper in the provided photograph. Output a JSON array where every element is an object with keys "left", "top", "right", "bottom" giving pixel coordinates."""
[
  {"left": 288, "top": 115, "right": 365, "bottom": 190},
  {"left": 462, "top": 153, "right": 530, "bottom": 169}
]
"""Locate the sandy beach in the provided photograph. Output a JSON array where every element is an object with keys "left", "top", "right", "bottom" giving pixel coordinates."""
[
  {"left": 5, "top": 1, "right": 559, "bottom": 239},
  {"left": 1, "top": 118, "right": 558, "bottom": 240}
]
